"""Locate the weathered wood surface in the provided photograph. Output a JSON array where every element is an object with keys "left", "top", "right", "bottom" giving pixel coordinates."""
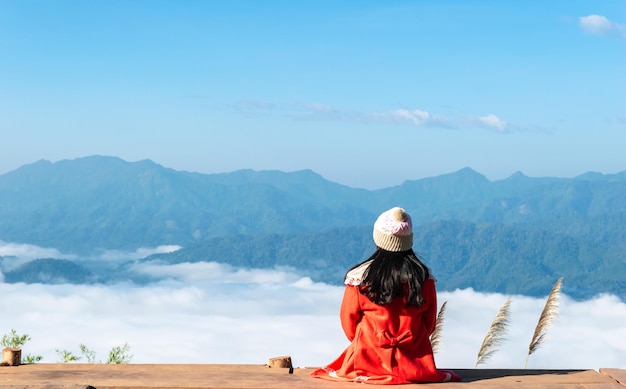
[
  {"left": 0, "top": 364, "right": 624, "bottom": 388},
  {"left": 602, "top": 369, "right": 626, "bottom": 387}
]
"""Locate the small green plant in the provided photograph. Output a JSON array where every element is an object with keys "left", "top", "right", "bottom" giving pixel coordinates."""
[
  {"left": 106, "top": 342, "right": 133, "bottom": 364},
  {"left": 1, "top": 329, "right": 43, "bottom": 364},
  {"left": 56, "top": 348, "right": 81, "bottom": 363},
  {"left": 79, "top": 344, "right": 99, "bottom": 363},
  {"left": 22, "top": 354, "right": 43, "bottom": 364},
  {"left": 1, "top": 329, "right": 31, "bottom": 349},
  {"left": 58, "top": 342, "right": 133, "bottom": 364}
]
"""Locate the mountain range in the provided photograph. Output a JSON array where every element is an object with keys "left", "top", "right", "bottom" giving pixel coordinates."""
[{"left": 0, "top": 156, "right": 624, "bottom": 300}]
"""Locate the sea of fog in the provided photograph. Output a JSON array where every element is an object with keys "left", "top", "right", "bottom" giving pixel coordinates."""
[{"left": 0, "top": 259, "right": 624, "bottom": 370}]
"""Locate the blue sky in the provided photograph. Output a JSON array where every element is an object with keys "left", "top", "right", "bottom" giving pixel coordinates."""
[{"left": 1, "top": 1, "right": 624, "bottom": 188}]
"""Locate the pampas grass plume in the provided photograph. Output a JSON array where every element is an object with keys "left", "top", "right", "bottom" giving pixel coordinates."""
[
  {"left": 475, "top": 297, "right": 511, "bottom": 367},
  {"left": 430, "top": 300, "right": 448, "bottom": 354},
  {"left": 525, "top": 277, "right": 563, "bottom": 368}
]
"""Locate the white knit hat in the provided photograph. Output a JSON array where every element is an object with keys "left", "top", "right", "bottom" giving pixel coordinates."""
[{"left": 372, "top": 207, "right": 413, "bottom": 252}]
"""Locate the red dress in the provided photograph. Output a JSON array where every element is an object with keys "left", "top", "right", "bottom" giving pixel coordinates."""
[{"left": 311, "top": 279, "right": 460, "bottom": 384}]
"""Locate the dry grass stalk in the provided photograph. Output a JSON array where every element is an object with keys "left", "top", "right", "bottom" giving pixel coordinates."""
[
  {"left": 524, "top": 277, "right": 563, "bottom": 368},
  {"left": 430, "top": 300, "right": 448, "bottom": 354},
  {"left": 475, "top": 297, "right": 511, "bottom": 368}
]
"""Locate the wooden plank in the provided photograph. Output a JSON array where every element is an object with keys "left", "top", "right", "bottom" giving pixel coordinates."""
[
  {"left": 601, "top": 368, "right": 626, "bottom": 387},
  {"left": 444, "top": 369, "right": 624, "bottom": 388},
  {"left": 0, "top": 364, "right": 623, "bottom": 388},
  {"left": 0, "top": 364, "right": 336, "bottom": 389}
]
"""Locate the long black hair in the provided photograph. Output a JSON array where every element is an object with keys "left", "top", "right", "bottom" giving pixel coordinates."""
[{"left": 347, "top": 247, "right": 430, "bottom": 307}]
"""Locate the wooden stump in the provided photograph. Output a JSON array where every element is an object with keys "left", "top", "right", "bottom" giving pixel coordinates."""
[
  {"left": 268, "top": 356, "right": 292, "bottom": 369},
  {"left": 2, "top": 348, "right": 21, "bottom": 366}
]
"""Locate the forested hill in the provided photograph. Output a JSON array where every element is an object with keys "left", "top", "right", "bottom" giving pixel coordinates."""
[
  {"left": 0, "top": 156, "right": 624, "bottom": 299},
  {"left": 142, "top": 216, "right": 624, "bottom": 299}
]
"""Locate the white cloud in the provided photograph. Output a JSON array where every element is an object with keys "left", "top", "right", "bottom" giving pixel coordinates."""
[
  {"left": 0, "top": 241, "right": 181, "bottom": 265},
  {"left": 0, "top": 241, "right": 73, "bottom": 261},
  {"left": 378, "top": 108, "right": 432, "bottom": 125},
  {"left": 579, "top": 15, "right": 625, "bottom": 36},
  {"left": 231, "top": 100, "right": 526, "bottom": 132},
  {"left": 1, "top": 262, "right": 624, "bottom": 370},
  {"left": 96, "top": 245, "right": 182, "bottom": 261},
  {"left": 0, "top": 241, "right": 77, "bottom": 272},
  {"left": 292, "top": 103, "right": 453, "bottom": 128},
  {"left": 368, "top": 108, "right": 453, "bottom": 128},
  {"left": 434, "top": 289, "right": 626, "bottom": 369},
  {"left": 474, "top": 114, "right": 508, "bottom": 133},
  {"left": 132, "top": 260, "right": 301, "bottom": 285}
]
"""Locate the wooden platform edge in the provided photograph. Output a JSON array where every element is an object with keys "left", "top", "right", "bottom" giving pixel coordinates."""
[
  {"left": 0, "top": 364, "right": 623, "bottom": 389},
  {"left": 601, "top": 368, "right": 626, "bottom": 387}
]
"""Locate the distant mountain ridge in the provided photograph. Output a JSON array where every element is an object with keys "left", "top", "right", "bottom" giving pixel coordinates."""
[
  {"left": 0, "top": 156, "right": 374, "bottom": 252},
  {"left": 0, "top": 156, "right": 624, "bottom": 299}
]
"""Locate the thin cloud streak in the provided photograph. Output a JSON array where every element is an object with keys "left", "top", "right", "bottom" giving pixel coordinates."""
[
  {"left": 367, "top": 108, "right": 454, "bottom": 129},
  {"left": 0, "top": 241, "right": 74, "bottom": 261},
  {"left": 0, "top": 242, "right": 182, "bottom": 263},
  {"left": 97, "top": 245, "right": 182, "bottom": 261},
  {"left": 0, "top": 262, "right": 624, "bottom": 369},
  {"left": 230, "top": 101, "right": 515, "bottom": 133}
]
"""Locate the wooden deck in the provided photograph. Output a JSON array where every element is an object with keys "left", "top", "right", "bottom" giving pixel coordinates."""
[
  {"left": 0, "top": 363, "right": 626, "bottom": 389},
  {"left": 0, "top": 364, "right": 624, "bottom": 388}
]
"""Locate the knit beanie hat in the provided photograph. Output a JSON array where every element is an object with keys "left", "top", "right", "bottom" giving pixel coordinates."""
[{"left": 372, "top": 207, "right": 413, "bottom": 252}]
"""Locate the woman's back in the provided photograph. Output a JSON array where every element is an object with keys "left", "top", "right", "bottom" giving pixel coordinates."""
[
  {"left": 319, "top": 279, "right": 451, "bottom": 384},
  {"left": 311, "top": 207, "right": 460, "bottom": 384}
]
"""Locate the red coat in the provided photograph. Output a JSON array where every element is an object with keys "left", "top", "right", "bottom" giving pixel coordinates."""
[{"left": 311, "top": 279, "right": 459, "bottom": 384}]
